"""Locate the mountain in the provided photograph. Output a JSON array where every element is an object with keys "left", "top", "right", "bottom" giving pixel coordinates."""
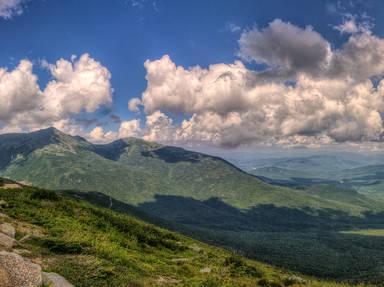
[
  {"left": 1, "top": 179, "right": 351, "bottom": 287},
  {"left": 0, "top": 127, "right": 375, "bottom": 213},
  {"left": 2, "top": 128, "right": 384, "bottom": 283}
]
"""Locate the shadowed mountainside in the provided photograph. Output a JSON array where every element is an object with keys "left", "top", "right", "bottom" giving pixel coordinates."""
[{"left": 64, "top": 189, "right": 384, "bottom": 283}]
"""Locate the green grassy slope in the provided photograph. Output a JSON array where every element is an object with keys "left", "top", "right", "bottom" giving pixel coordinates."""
[{"left": 0, "top": 180, "right": 355, "bottom": 287}]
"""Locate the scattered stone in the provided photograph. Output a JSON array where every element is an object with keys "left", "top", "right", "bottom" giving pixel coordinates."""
[
  {"left": 42, "top": 272, "right": 74, "bottom": 287},
  {"left": 171, "top": 258, "right": 189, "bottom": 263},
  {"left": 0, "top": 223, "right": 15, "bottom": 238},
  {"left": 200, "top": 267, "right": 212, "bottom": 273},
  {"left": 189, "top": 244, "right": 203, "bottom": 253},
  {"left": 283, "top": 275, "right": 307, "bottom": 286},
  {"left": 0, "top": 200, "right": 8, "bottom": 208},
  {"left": 0, "top": 251, "right": 42, "bottom": 287},
  {"left": 155, "top": 276, "right": 181, "bottom": 285},
  {"left": 0, "top": 232, "right": 17, "bottom": 248}
]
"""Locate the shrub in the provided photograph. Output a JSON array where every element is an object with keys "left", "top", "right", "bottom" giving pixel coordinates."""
[
  {"left": 201, "top": 278, "right": 221, "bottom": 287},
  {"left": 258, "top": 279, "right": 283, "bottom": 287},
  {"left": 30, "top": 189, "right": 59, "bottom": 201},
  {"left": 42, "top": 238, "right": 85, "bottom": 254},
  {"left": 225, "top": 255, "right": 263, "bottom": 278}
]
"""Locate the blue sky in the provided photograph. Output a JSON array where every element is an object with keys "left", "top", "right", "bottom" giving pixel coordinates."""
[{"left": 2, "top": 0, "right": 384, "bottom": 149}]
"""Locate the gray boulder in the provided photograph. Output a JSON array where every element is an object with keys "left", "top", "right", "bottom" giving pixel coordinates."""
[
  {"left": 0, "top": 232, "right": 16, "bottom": 248},
  {"left": 42, "top": 272, "right": 74, "bottom": 287},
  {"left": 0, "top": 223, "right": 15, "bottom": 238},
  {"left": 0, "top": 251, "right": 42, "bottom": 287}
]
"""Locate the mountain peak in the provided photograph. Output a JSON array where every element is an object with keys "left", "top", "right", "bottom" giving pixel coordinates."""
[{"left": 32, "top": 127, "right": 65, "bottom": 137}]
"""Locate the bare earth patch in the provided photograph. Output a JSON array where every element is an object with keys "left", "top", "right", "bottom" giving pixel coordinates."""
[{"left": 1, "top": 184, "right": 22, "bottom": 190}]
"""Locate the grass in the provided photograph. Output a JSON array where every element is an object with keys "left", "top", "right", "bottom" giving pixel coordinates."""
[{"left": 0, "top": 184, "right": 362, "bottom": 287}]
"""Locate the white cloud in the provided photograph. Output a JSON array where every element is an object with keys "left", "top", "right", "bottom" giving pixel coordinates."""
[
  {"left": 0, "top": 60, "right": 41, "bottom": 121},
  {"left": 226, "top": 22, "right": 241, "bottom": 33},
  {"left": 128, "top": 97, "right": 142, "bottom": 112},
  {"left": 0, "top": 0, "right": 26, "bottom": 19},
  {"left": 3, "top": 19, "right": 384, "bottom": 149},
  {"left": 132, "top": 19, "right": 384, "bottom": 147},
  {"left": 43, "top": 53, "right": 113, "bottom": 118},
  {"left": 334, "top": 14, "right": 374, "bottom": 35},
  {"left": 118, "top": 119, "right": 141, "bottom": 138},
  {"left": 238, "top": 19, "right": 332, "bottom": 77},
  {"left": 0, "top": 53, "right": 113, "bottom": 133},
  {"left": 335, "top": 19, "right": 359, "bottom": 34},
  {"left": 88, "top": 119, "right": 141, "bottom": 143}
]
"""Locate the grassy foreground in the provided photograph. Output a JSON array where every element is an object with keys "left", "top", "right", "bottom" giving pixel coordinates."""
[{"left": 0, "top": 182, "right": 363, "bottom": 287}]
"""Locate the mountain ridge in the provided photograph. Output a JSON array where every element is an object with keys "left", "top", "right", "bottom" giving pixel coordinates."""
[
  {"left": 0, "top": 127, "right": 381, "bottom": 214},
  {"left": 2, "top": 128, "right": 384, "bottom": 282}
]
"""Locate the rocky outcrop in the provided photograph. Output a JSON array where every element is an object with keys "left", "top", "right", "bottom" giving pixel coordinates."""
[
  {"left": 0, "top": 223, "right": 15, "bottom": 238},
  {"left": 0, "top": 232, "right": 17, "bottom": 249},
  {"left": 0, "top": 220, "right": 74, "bottom": 286},
  {"left": 0, "top": 251, "right": 42, "bottom": 287},
  {"left": 42, "top": 272, "right": 74, "bottom": 287}
]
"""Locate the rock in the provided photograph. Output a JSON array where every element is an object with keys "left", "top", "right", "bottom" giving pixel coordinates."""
[
  {"left": 283, "top": 275, "right": 307, "bottom": 286},
  {"left": 189, "top": 244, "right": 203, "bottom": 253},
  {"left": 0, "top": 200, "right": 8, "bottom": 208},
  {"left": 12, "top": 249, "right": 31, "bottom": 256},
  {"left": 0, "top": 223, "right": 15, "bottom": 238},
  {"left": 42, "top": 272, "right": 74, "bottom": 287},
  {"left": 19, "top": 234, "right": 34, "bottom": 243},
  {"left": 155, "top": 276, "right": 181, "bottom": 284},
  {"left": 0, "top": 251, "right": 42, "bottom": 287},
  {"left": 200, "top": 267, "right": 212, "bottom": 273},
  {"left": 0, "top": 232, "right": 17, "bottom": 248},
  {"left": 171, "top": 258, "right": 189, "bottom": 263}
]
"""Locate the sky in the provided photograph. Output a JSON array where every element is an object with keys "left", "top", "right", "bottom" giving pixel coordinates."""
[{"left": 2, "top": 0, "right": 384, "bottom": 150}]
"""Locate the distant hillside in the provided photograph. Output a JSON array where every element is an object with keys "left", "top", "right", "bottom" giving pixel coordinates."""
[
  {"left": 246, "top": 154, "right": 384, "bottom": 201},
  {"left": 0, "top": 179, "right": 353, "bottom": 287}
]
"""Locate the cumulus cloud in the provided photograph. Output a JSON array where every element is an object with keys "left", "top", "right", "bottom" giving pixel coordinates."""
[
  {"left": 89, "top": 119, "right": 142, "bottom": 143},
  {"left": 335, "top": 19, "right": 360, "bottom": 34},
  {"left": 0, "top": 53, "right": 113, "bottom": 133},
  {"left": 238, "top": 19, "right": 332, "bottom": 77},
  {"left": 43, "top": 53, "right": 112, "bottom": 118},
  {"left": 0, "top": 0, "right": 27, "bottom": 19},
  {"left": 118, "top": 119, "right": 141, "bottom": 138},
  {"left": 0, "top": 60, "right": 41, "bottom": 121},
  {"left": 128, "top": 97, "right": 142, "bottom": 112},
  {"left": 334, "top": 13, "right": 373, "bottom": 35},
  {"left": 4, "top": 18, "right": 384, "bottom": 148},
  {"left": 130, "top": 19, "right": 384, "bottom": 147}
]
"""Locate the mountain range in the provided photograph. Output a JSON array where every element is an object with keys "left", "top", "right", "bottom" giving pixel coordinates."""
[{"left": 1, "top": 128, "right": 384, "bottom": 283}]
